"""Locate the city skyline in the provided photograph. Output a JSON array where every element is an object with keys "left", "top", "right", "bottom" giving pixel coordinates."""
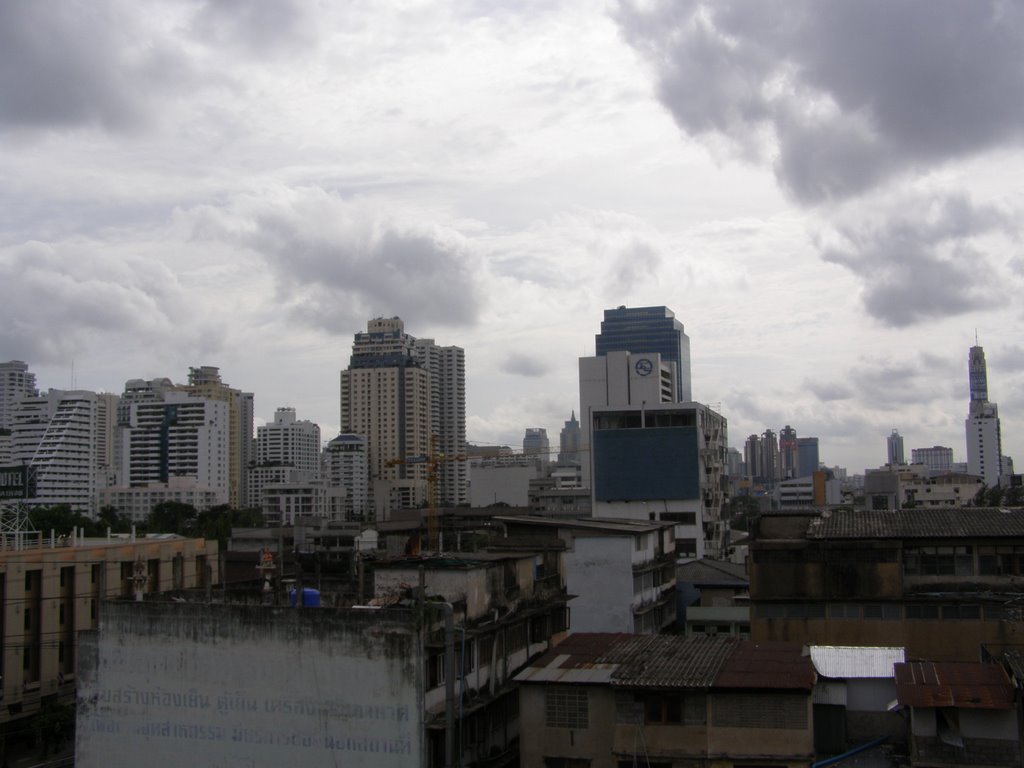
[{"left": 1, "top": 2, "right": 1022, "bottom": 474}]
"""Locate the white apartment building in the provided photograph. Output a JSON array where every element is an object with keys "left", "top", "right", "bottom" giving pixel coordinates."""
[
  {"left": 263, "top": 479, "right": 346, "bottom": 526},
  {"left": 0, "top": 360, "right": 38, "bottom": 431},
  {"left": 247, "top": 407, "right": 321, "bottom": 510},
  {"left": 10, "top": 389, "right": 118, "bottom": 515},
  {"left": 322, "top": 433, "right": 370, "bottom": 521},
  {"left": 121, "top": 392, "right": 230, "bottom": 506},
  {"left": 412, "top": 338, "right": 467, "bottom": 506},
  {"left": 98, "top": 476, "right": 222, "bottom": 521}
]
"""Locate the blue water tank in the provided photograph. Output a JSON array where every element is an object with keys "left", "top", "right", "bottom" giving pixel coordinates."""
[{"left": 289, "top": 587, "right": 321, "bottom": 607}]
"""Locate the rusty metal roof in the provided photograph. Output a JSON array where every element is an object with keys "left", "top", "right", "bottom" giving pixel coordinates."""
[
  {"left": 894, "top": 662, "right": 1015, "bottom": 709},
  {"left": 676, "top": 558, "right": 748, "bottom": 586},
  {"left": 805, "top": 508, "right": 1024, "bottom": 540},
  {"left": 714, "top": 642, "right": 816, "bottom": 691},
  {"left": 515, "top": 633, "right": 738, "bottom": 688}
]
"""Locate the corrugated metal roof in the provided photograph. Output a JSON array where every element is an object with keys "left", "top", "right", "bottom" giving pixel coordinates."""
[
  {"left": 806, "top": 508, "right": 1024, "bottom": 540},
  {"left": 519, "top": 635, "right": 815, "bottom": 691},
  {"left": 894, "top": 662, "right": 1014, "bottom": 709},
  {"left": 515, "top": 633, "right": 737, "bottom": 689},
  {"left": 496, "top": 515, "right": 671, "bottom": 534},
  {"left": 810, "top": 646, "right": 905, "bottom": 679},
  {"left": 676, "top": 558, "right": 748, "bottom": 586},
  {"left": 714, "top": 642, "right": 816, "bottom": 691}
]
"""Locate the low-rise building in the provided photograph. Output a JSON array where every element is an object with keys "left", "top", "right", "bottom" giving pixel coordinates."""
[
  {"left": 895, "top": 661, "right": 1018, "bottom": 768},
  {"left": 516, "top": 633, "right": 816, "bottom": 768},
  {"left": 1, "top": 530, "right": 217, "bottom": 729},
  {"left": 676, "top": 558, "right": 749, "bottom": 637},
  {"left": 750, "top": 507, "right": 1024, "bottom": 661}
]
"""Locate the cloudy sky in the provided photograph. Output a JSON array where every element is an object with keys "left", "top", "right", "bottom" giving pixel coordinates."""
[{"left": 2, "top": 0, "right": 1022, "bottom": 474}]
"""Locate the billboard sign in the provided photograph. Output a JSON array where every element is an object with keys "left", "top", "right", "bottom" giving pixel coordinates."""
[{"left": 0, "top": 465, "right": 34, "bottom": 499}]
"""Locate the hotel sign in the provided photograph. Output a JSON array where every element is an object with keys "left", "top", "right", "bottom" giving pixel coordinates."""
[{"left": 0, "top": 466, "right": 34, "bottom": 499}]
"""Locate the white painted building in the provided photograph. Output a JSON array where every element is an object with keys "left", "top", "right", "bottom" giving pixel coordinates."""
[
  {"left": 499, "top": 516, "right": 677, "bottom": 634},
  {"left": 10, "top": 389, "right": 119, "bottom": 515},
  {"left": 323, "top": 433, "right": 371, "bottom": 521},
  {"left": 412, "top": 338, "right": 467, "bottom": 506},
  {"left": 0, "top": 360, "right": 37, "bottom": 431},
  {"left": 98, "top": 476, "right": 223, "bottom": 521},
  {"left": 121, "top": 392, "right": 230, "bottom": 506},
  {"left": 247, "top": 407, "right": 321, "bottom": 510}
]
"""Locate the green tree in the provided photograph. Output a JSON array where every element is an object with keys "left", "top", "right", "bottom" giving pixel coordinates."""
[{"left": 147, "top": 501, "right": 197, "bottom": 535}]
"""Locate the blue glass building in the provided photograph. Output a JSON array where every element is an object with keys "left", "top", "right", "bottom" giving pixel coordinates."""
[{"left": 595, "top": 306, "right": 692, "bottom": 402}]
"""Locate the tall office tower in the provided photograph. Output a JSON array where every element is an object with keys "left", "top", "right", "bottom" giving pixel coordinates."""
[
  {"left": 181, "top": 366, "right": 254, "bottom": 508},
  {"left": 744, "top": 434, "right": 763, "bottom": 482},
  {"left": 340, "top": 318, "right": 431, "bottom": 515},
  {"left": 412, "top": 338, "right": 467, "bottom": 506},
  {"left": 965, "top": 344, "right": 1003, "bottom": 487},
  {"left": 911, "top": 446, "right": 954, "bottom": 474},
  {"left": 558, "top": 411, "right": 581, "bottom": 466},
  {"left": 761, "top": 429, "right": 780, "bottom": 486},
  {"left": 0, "top": 360, "right": 38, "bottom": 431},
  {"left": 323, "top": 434, "right": 370, "bottom": 521},
  {"left": 122, "top": 392, "right": 230, "bottom": 503},
  {"left": 779, "top": 425, "right": 798, "bottom": 479},
  {"left": 887, "top": 429, "right": 905, "bottom": 466},
  {"left": 10, "top": 389, "right": 119, "bottom": 514},
  {"left": 523, "top": 428, "right": 550, "bottom": 470},
  {"left": 580, "top": 347, "right": 728, "bottom": 558},
  {"left": 796, "top": 437, "right": 820, "bottom": 478},
  {"left": 248, "top": 407, "right": 321, "bottom": 510},
  {"left": 595, "top": 306, "right": 692, "bottom": 402}
]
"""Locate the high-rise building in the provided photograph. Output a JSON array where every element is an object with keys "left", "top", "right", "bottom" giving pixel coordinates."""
[
  {"left": 412, "top": 338, "right": 467, "bottom": 506},
  {"left": 796, "top": 437, "right": 820, "bottom": 478},
  {"left": 121, "top": 392, "right": 230, "bottom": 503},
  {"left": 523, "top": 427, "right": 550, "bottom": 470},
  {"left": 965, "top": 344, "right": 1003, "bottom": 487},
  {"left": 0, "top": 360, "right": 38, "bottom": 431},
  {"left": 595, "top": 306, "right": 692, "bottom": 403},
  {"left": 340, "top": 318, "right": 436, "bottom": 515},
  {"left": 10, "top": 389, "right": 119, "bottom": 514},
  {"left": 181, "top": 366, "right": 254, "bottom": 509},
  {"left": 887, "top": 429, "right": 905, "bottom": 466},
  {"left": 911, "top": 446, "right": 954, "bottom": 474},
  {"left": 323, "top": 434, "right": 370, "bottom": 521},
  {"left": 580, "top": 347, "right": 728, "bottom": 558},
  {"left": 248, "top": 407, "right": 321, "bottom": 511},
  {"left": 558, "top": 411, "right": 581, "bottom": 467},
  {"left": 779, "top": 425, "right": 798, "bottom": 479}
]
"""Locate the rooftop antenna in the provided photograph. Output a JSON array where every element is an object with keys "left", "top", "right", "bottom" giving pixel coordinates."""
[
  {"left": 71, "top": 358, "right": 75, "bottom": 389},
  {"left": 975, "top": 329, "right": 979, "bottom": 345}
]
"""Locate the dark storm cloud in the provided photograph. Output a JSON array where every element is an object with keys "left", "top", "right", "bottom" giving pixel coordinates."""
[
  {"left": 500, "top": 353, "right": 550, "bottom": 378},
  {"left": 805, "top": 380, "right": 854, "bottom": 402},
  {"left": 848, "top": 352, "right": 954, "bottom": 408},
  {"left": 0, "top": 2, "right": 191, "bottom": 131},
  {"left": 194, "top": 190, "right": 483, "bottom": 333},
  {"left": 820, "top": 194, "right": 1009, "bottom": 326},
  {"left": 0, "top": 240, "right": 211, "bottom": 364},
  {"left": 189, "top": 0, "right": 318, "bottom": 57},
  {"left": 616, "top": 0, "right": 1024, "bottom": 204}
]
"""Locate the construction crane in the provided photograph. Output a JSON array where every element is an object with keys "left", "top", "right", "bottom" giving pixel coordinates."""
[{"left": 386, "top": 435, "right": 466, "bottom": 552}]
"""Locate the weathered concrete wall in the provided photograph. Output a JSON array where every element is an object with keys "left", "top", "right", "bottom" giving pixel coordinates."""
[
  {"left": 566, "top": 536, "right": 634, "bottom": 633},
  {"left": 76, "top": 602, "right": 422, "bottom": 768}
]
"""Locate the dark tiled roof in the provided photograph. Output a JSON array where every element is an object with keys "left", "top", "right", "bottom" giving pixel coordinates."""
[
  {"left": 676, "top": 558, "right": 748, "bottom": 586},
  {"left": 519, "top": 634, "right": 816, "bottom": 692},
  {"left": 517, "top": 633, "right": 737, "bottom": 689},
  {"left": 895, "top": 662, "right": 1014, "bottom": 709},
  {"left": 714, "top": 642, "right": 815, "bottom": 691},
  {"left": 805, "top": 508, "right": 1024, "bottom": 540}
]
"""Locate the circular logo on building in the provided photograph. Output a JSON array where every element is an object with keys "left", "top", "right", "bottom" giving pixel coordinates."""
[{"left": 634, "top": 358, "right": 654, "bottom": 376}]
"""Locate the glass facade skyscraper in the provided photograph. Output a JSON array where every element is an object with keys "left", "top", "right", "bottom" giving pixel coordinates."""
[{"left": 594, "top": 306, "right": 692, "bottom": 402}]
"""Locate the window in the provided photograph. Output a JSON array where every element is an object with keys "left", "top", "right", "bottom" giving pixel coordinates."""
[
  {"left": 641, "top": 693, "right": 705, "bottom": 725},
  {"left": 545, "top": 687, "right": 589, "bottom": 729}
]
